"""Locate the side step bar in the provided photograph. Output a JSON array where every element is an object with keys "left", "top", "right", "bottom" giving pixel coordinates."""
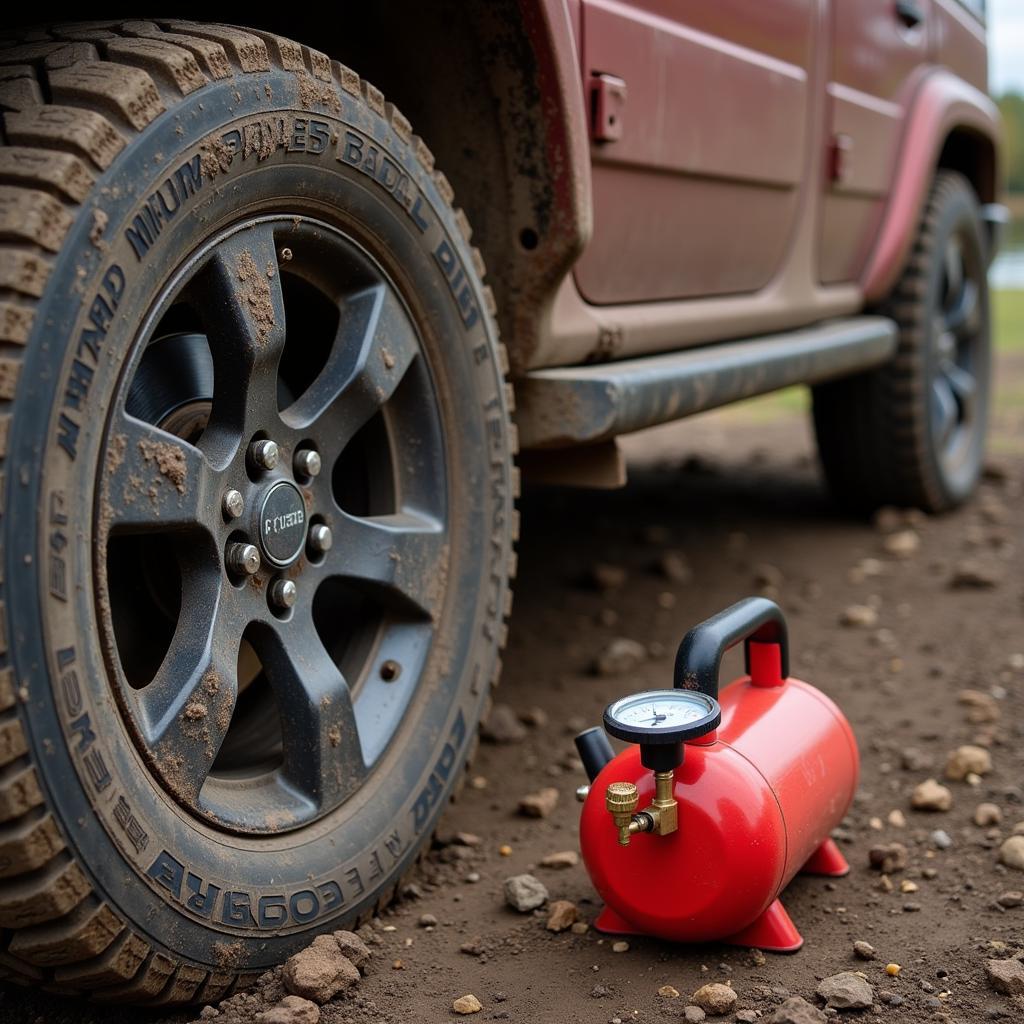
[{"left": 515, "top": 316, "right": 898, "bottom": 449}]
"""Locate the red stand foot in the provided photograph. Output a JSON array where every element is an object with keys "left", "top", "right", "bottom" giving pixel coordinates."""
[
  {"left": 594, "top": 906, "right": 644, "bottom": 936},
  {"left": 801, "top": 837, "right": 850, "bottom": 877},
  {"left": 723, "top": 899, "right": 803, "bottom": 953}
]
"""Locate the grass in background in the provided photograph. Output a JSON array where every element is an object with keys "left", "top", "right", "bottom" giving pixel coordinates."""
[{"left": 993, "top": 288, "right": 1024, "bottom": 351}]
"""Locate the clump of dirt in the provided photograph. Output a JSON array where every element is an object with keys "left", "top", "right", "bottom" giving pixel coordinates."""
[
  {"left": 182, "top": 700, "right": 207, "bottom": 721},
  {"left": 236, "top": 248, "right": 275, "bottom": 344},
  {"left": 296, "top": 71, "right": 341, "bottom": 114},
  {"left": 89, "top": 207, "right": 108, "bottom": 248},
  {"left": 199, "top": 137, "right": 234, "bottom": 179},
  {"left": 137, "top": 437, "right": 188, "bottom": 493}
]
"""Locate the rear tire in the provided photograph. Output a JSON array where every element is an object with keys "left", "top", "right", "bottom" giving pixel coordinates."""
[
  {"left": 0, "top": 20, "right": 515, "bottom": 1003},
  {"left": 812, "top": 170, "right": 991, "bottom": 513}
]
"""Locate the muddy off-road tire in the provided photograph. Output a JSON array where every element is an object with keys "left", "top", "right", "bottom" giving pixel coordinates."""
[
  {"left": 0, "top": 22, "right": 516, "bottom": 1003},
  {"left": 812, "top": 170, "right": 992, "bottom": 514}
]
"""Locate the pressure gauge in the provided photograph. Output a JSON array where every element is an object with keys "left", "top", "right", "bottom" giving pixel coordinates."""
[{"left": 604, "top": 689, "right": 721, "bottom": 770}]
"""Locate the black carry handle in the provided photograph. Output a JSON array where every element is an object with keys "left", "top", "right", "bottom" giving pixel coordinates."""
[{"left": 673, "top": 597, "right": 789, "bottom": 700}]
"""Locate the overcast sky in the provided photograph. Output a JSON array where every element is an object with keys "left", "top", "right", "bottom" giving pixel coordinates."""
[{"left": 990, "top": 0, "right": 1024, "bottom": 95}]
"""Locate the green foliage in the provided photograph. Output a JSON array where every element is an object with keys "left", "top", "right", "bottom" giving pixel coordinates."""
[{"left": 997, "top": 92, "right": 1024, "bottom": 194}]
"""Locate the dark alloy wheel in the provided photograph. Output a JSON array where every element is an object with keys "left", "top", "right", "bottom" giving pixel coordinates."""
[
  {"left": 100, "top": 216, "right": 449, "bottom": 834},
  {"left": 813, "top": 170, "right": 992, "bottom": 513},
  {"left": 0, "top": 21, "right": 515, "bottom": 1003}
]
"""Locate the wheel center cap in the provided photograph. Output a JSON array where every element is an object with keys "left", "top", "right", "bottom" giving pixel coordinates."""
[{"left": 258, "top": 480, "right": 308, "bottom": 567}]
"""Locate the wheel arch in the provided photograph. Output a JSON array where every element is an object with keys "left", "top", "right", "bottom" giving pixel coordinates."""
[
  {"left": 861, "top": 68, "right": 1001, "bottom": 304},
  {"left": 241, "top": 1, "right": 592, "bottom": 376}
]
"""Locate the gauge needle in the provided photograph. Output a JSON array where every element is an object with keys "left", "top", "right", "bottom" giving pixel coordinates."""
[{"left": 644, "top": 713, "right": 667, "bottom": 725}]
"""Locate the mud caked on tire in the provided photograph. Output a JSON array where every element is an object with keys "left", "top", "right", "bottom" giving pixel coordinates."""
[
  {"left": 812, "top": 170, "right": 992, "bottom": 514},
  {"left": 0, "top": 22, "right": 515, "bottom": 1003}
]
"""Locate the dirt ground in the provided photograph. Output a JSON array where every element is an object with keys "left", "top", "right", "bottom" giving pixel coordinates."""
[{"left": 4, "top": 352, "right": 1022, "bottom": 1024}]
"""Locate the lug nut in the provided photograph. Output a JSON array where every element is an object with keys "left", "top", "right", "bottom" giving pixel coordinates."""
[
  {"left": 270, "top": 578, "right": 298, "bottom": 611},
  {"left": 227, "top": 542, "right": 261, "bottom": 576},
  {"left": 308, "top": 523, "right": 333, "bottom": 555},
  {"left": 249, "top": 439, "right": 279, "bottom": 471},
  {"left": 294, "top": 448, "right": 322, "bottom": 479},
  {"left": 223, "top": 489, "right": 245, "bottom": 520}
]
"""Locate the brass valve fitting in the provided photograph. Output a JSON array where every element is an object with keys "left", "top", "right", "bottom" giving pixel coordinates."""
[{"left": 605, "top": 772, "right": 678, "bottom": 847}]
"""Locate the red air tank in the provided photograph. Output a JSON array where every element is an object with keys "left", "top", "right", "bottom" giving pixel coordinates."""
[{"left": 575, "top": 598, "right": 859, "bottom": 952}]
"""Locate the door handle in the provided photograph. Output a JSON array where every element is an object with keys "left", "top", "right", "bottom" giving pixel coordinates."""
[{"left": 895, "top": 0, "right": 925, "bottom": 28}]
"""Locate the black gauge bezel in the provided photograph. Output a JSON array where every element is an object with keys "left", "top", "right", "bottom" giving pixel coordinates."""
[{"left": 603, "top": 688, "right": 722, "bottom": 746}]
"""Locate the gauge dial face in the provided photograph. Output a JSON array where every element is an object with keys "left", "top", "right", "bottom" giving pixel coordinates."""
[{"left": 607, "top": 690, "right": 715, "bottom": 731}]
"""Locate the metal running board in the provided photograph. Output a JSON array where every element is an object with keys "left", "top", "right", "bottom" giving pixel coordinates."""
[{"left": 515, "top": 316, "right": 898, "bottom": 448}]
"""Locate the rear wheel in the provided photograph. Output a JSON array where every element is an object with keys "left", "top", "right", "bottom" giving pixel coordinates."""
[
  {"left": 0, "top": 21, "right": 515, "bottom": 1003},
  {"left": 813, "top": 170, "right": 991, "bottom": 513}
]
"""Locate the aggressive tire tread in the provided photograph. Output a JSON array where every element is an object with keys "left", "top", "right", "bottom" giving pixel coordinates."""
[
  {"left": 0, "top": 18, "right": 517, "bottom": 1003},
  {"left": 813, "top": 171, "right": 983, "bottom": 512}
]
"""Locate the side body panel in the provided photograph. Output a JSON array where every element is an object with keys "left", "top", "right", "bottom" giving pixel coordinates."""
[
  {"left": 576, "top": 0, "right": 814, "bottom": 304},
  {"left": 818, "top": 0, "right": 932, "bottom": 284}
]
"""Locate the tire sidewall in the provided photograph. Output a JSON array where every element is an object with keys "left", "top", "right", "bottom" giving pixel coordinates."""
[{"left": 5, "top": 69, "right": 512, "bottom": 970}]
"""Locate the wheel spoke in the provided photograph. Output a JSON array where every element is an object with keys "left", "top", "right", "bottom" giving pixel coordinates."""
[
  {"left": 328, "top": 510, "right": 447, "bottom": 619},
  {"left": 257, "top": 617, "right": 367, "bottom": 808},
  {"left": 943, "top": 361, "right": 977, "bottom": 420},
  {"left": 135, "top": 580, "right": 239, "bottom": 804},
  {"left": 195, "top": 222, "right": 287, "bottom": 431},
  {"left": 282, "top": 283, "right": 420, "bottom": 440},
  {"left": 930, "top": 374, "right": 958, "bottom": 450},
  {"left": 100, "top": 410, "right": 211, "bottom": 534},
  {"left": 944, "top": 278, "right": 979, "bottom": 337}
]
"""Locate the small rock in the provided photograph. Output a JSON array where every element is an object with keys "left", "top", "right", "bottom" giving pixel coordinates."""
[
  {"left": 545, "top": 900, "right": 577, "bottom": 932},
  {"left": 683, "top": 1008, "right": 707, "bottom": 1023},
  {"left": 816, "top": 972, "right": 873, "bottom": 1010},
  {"left": 930, "top": 829, "right": 952, "bottom": 849},
  {"left": 887, "top": 809, "right": 907, "bottom": 827},
  {"left": 873, "top": 507, "right": 903, "bottom": 533},
  {"left": 912, "top": 779, "right": 953, "bottom": 811},
  {"left": 594, "top": 637, "right": 646, "bottom": 676},
  {"left": 587, "top": 562, "right": 627, "bottom": 591},
  {"left": 996, "top": 891, "right": 1023, "bottom": 908},
  {"left": 736, "top": 1012, "right": 759, "bottom": 1024},
  {"left": 255, "top": 995, "right": 320, "bottom": 1024},
  {"left": 658, "top": 985, "right": 680, "bottom": 998},
  {"left": 883, "top": 530, "right": 919, "bottom": 558},
  {"left": 519, "top": 706, "right": 549, "bottom": 728},
  {"left": 754, "top": 563, "right": 784, "bottom": 588},
  {"left": 332, "top": 931, "right": 370, "bottom": 971},
  {"left": 691, "top": 982, "right": 737, "bottom": 1015},
  {"left": 540, "top": 850, "right": 579, "bottom": 869},
  {"left": 985, "top": 959, "right": 1024, "bottom": 995},
  {"left": 949, "top": 559, "right": 1001, "bottom": 589},
  {"left": 282, "top": 935, "right": 360, "bottom": 1004},
  {"left": 853, "top": 941, "right": 876, "bottom": 960},
  {"left": 518, "top": 787, "right": 559, "bottom": 818},
  {"left": 886, "top": 964, "right": 901, "bottom": 977},
  {"left": 591, "top": 984, "right": 610, "bottom": 998},
  {"left": 945, "top": 745, "right": 992, "bottom": 781},
  {"left": 868, "top": 843, "right": 908, "bottom": 873},
  {"left": 998, "top": 835, "right": 1024, "bottom": 871},
  {"left": 901, "top": 747, "right": 934, "bottom": 771},
  {"left": 418, "top": 913, "right": 438, "bottom": 928},
  {"left": 480, "top": 704, "right": 527, "bottom": 744},
  {"left": 657, "top": 551, "right": 693, "bottom": 583},
  {"left": 453, "top": 994, "right": 483, "bottom": 1015},
  {"left": 503, "top": 874, "right": 548, "bottom": 911},
  {"left": 975, "top": 803, "right": 1003, "bottom": 826},
  {"left": 765, "top": 996, "right": 827, "bottom": 1024},
  {"left": 571, "top": 921, "right": 589, "bottom": 934},
  {"left": 840, "top": 604, "right": 878, "bottom": 628},
  {"left": 958, "top": 689, "right": 1001, "bottom": 723},
  {"left": 612, "top": 940, "right": 630, "bottom": 953}
]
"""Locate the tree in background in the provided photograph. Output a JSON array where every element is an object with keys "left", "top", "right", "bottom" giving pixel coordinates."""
[{"left": 997, "top": 92, "right": 1024, "bottom": 195}]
